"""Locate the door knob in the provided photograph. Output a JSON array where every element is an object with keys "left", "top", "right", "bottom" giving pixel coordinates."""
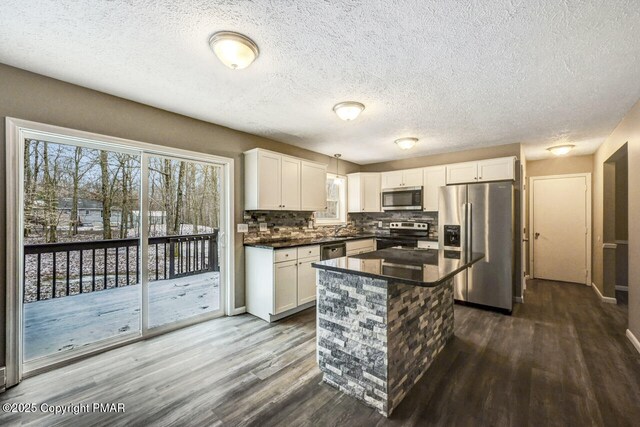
[{"left": 535, "top": 232, "right": 540, "bottom": 239}]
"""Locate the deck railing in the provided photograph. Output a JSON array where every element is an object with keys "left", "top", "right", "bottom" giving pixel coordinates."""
[{"left": 23, "top": 231, "right": 218, "bottom": 302}]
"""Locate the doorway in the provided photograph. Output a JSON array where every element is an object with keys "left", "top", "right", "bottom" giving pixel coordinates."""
[
  {"left": 530, "top": 173, "right": 592, "bottom": 285},
  {"left": 603, "top": 144, "right": 628, "bottom": 305},
  {"left": 5, "top": 118, "right": 234, "bottom": 386}
]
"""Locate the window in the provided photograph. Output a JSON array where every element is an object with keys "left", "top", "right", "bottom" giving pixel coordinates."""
[{"left": 316, "top": 175, "right": 347, "bottom": 224}]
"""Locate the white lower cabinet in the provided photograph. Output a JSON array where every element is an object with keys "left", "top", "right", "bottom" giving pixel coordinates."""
[
  {"left": 274, "top": 260, "right": 298, "bottom": 314},
  {"left": 297, "top": 257, "right": 317, "bottom": 305},
  {"left": 246, "top": 245, "right": 320, "bottom": 322}
]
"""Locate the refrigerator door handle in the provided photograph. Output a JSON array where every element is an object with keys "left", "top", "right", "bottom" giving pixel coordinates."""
[{"left": 466, "top": 202, "right": 473, "bottom": 260}]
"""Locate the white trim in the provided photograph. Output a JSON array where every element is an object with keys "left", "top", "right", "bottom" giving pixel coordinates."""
[
  {"left": 529, "top": 173, "right": 592, "bottom": 285},
  {"left": 5, "top": 117, "right": 236, "bottom": 386},
  {"left": 626, "top": 329, "right": 640, "bottom": 355},
  {"left": 591, "top": 282, "right": 617, "bottom": 304},
  {"left": 5, "top": 118, "right": 24, "bottom": 388},
  {"left": 140, "top": 154, "right": 150, "bottom": 333},
  {"left": 232, "top": 306, "right": 247, "bottom": 315}
]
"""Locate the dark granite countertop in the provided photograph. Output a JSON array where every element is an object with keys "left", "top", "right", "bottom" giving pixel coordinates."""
[
  {"left": 243, "top": 234, "right": 377, "bottom": 249},
  {"left": 312, "top": 247, "right": 484, "bottom": 287}
]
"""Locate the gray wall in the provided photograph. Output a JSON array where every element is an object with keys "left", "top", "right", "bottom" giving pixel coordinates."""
[{"left": 0, "top": 63, "right": 360, "bottom": 366}]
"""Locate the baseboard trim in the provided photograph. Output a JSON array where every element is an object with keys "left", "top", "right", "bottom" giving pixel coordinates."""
[
  {"left": 592, "top": 282, "right": 617, "bottom": 304},
  {"left": 231, "top": 306, "right": 247, "bottom": 315},
  {"left": 626, "top": 329, "right": 640, "bottom": 355},
  {"left": 514, "top": 296, "right": 524, "bottom": 303},
  {"left": 0, "top": 367, "right": 5, "bottom": 393},
  {"left": 616, "top": 285, "right": 629, "bottom": 292}
]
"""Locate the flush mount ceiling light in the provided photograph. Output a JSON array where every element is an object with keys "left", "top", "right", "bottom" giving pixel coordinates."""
[
  {"left": 209, "top": 31, "right": 259, "bottom": 70},
  {"left": 395, "top": 137, "right": 418, "bottom": 150},
  {"left": 547, "top": 144, "right": 575, "bottom": 156},
  {"left": 333, "top": 101, "right": 365, "bottom": 121}
]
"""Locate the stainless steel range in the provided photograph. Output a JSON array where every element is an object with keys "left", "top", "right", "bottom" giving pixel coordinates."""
[{"left": 375, "top": 221, "right": 436, "bottom": 250}]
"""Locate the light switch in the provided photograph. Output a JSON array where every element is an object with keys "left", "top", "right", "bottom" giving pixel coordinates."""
[
  {"left": 237, "top": 224, "right": 248, "bottom": 233},
  {"left": 259, "top": 223, "right": 268, "bottom": 232}
]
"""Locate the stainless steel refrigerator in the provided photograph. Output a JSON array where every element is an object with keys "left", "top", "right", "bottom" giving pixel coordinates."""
[{"left": 438, "top": 182, "right": 514, "bottom": 312}]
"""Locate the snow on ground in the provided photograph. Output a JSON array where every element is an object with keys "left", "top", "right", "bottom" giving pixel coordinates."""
[{"left": 24, "top": 272, "right": 220, "bottom": 361}]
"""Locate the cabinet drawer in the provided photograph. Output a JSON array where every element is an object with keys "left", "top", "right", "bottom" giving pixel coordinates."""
[
  {"left": 297, "top": 245, "right": 320, "bottom": 259},
  {"left": 274, "top": 248, "right": 297, "bottom": 263},
  {"left": 346, "top": 239, "right": 375, "bottom": 252}
]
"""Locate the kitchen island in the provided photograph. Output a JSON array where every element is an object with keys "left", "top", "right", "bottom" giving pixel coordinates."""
[{"left": 312, "top": 248, "right": 483, "bottom": 416}]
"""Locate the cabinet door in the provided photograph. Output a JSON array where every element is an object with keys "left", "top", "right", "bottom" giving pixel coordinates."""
[
  {"left": 297, "top": 257, "right": 318, "bottom": 305},
  {"left": 381, "top": 171, "right": 403, "bottom": 189},
  {"left": 477, "top": 157, "right": 515, "bottom": 182},
  {"left": 446, "top": 162, "right": 478, "bottom": 184},
  {"left": 362, "top": 174, "right": 381, "bottom": 212},
  {"left": 281, "top": 156, "right": 301, "bottom": 210},
  {"left": 274, "top": 260, "right": 298, "bottom": 314},
  {"left": 347, "top": 174, "right": 362, "bottom": 213},
  {"left": 301, "top": 161, "right": 327, "bottom": 211},
  {"left": 423, "top": 166, "right": 446, "bottom": 211},
  {"left": 258, "top": 151, "right": 282, "bottom": 210},
  {"left": 402, "top": 168, "right": 424, "bottom": 187}
]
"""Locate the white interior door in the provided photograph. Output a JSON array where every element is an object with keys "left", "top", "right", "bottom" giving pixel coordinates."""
[{"left": 532, "top": 175, "right": 590, "bottom": 284}]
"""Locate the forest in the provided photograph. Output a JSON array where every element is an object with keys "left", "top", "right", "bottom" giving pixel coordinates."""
[
  {"left": 24, "top": 139, "right": 222, "bottom": 244},
  {"left": 22, "top": 139, "right": 222, "bottom": 302}
]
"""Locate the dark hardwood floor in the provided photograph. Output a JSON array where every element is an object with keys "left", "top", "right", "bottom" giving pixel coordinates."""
[{"left": 1, "top": 279, "right": 639, "bottom": 426}]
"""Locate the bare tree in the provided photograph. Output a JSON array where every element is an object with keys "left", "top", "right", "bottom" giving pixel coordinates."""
[
  {"left": 68, "top": 147, "right": 98, "bottom": 236},
  {"left": 174, "top": 161, "right": 186, "bottom": 234}
]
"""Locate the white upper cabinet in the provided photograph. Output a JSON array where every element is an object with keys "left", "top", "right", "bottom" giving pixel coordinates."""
[
  {"left": 348, "top": 173, "right": 381, "bottom": 213},
  {"left": 446, "top": 161, "right": 479, "bottom": 184},
  {"left": 402, "top": 168, "right": 424, "bottom": 187},
  {"left": 255, "top": 150, "right": 282, "bottom": 210},
  {"left": 300, "top": 161, "right": 328, "bottom": 211},
  {"left": 244, "top": 149, "right": 327, "bottom": 211},
  {"left": 477, "top": 157, "right": 515, "bottom": 182},
  {"left": 446, "top": 157, "right": 516, "bottom": 184},
  {"left": 381, "top": 168, "right": 423, "bottom": 188},
  {"left": 281, "top": 156, "right": 301, "bottom": 210},
  {"left": 381, "top": 171, "right": 403, "bottom": 189},
  {"left": 423, "top": 166, "right": 446, "bottom": 211}
]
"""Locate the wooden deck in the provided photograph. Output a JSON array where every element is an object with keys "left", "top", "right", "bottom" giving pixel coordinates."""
[
  {"left": 24, "top": 272, "right": 220, "bottom": 361},
  {"left": 2, "top": 279, "right": 639, "bottom": 426}
]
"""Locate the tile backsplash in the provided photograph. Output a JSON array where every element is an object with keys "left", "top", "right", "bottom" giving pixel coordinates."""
[
  {"left": 242, "top": 211, "right": 357, "bottom": 243},
  {"left": 242, "top": 210, "right": 439, "bottom": 243},
  {"left": 350, "top": 211, "right": 439, "bottom": 240}
]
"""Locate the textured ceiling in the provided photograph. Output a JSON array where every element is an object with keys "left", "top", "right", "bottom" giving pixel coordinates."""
[{"left": 1, "top": 1, "right": 640, "bottom": 163}]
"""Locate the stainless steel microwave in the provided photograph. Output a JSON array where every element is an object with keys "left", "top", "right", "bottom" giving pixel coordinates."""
[{"left": 381, "top": 186, "right": 423, "bottom": 211}]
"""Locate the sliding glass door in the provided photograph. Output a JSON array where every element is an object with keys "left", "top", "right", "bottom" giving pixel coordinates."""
[
  {"left": 22, "top": 137, "right": 142, "bottom": 363},
  {"left": 16, "top": 127, "right": 227, "bottom": 374},
  {"left": 147, "top": 155, "right": 223, "bottom": 328}
]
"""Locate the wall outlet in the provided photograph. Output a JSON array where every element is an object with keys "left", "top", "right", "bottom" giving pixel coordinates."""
[
  {"left": 308, "top": 220, "right": 314, "bottom": 229},
  {"left": 259, "top": 223, "right": 268, "bottom": 232},
  {"left": 237, "top": 223, "right": 248, "bottom": 233},
  {"left": 378, "top": 221, "right": 383, "bottom": 228}
]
